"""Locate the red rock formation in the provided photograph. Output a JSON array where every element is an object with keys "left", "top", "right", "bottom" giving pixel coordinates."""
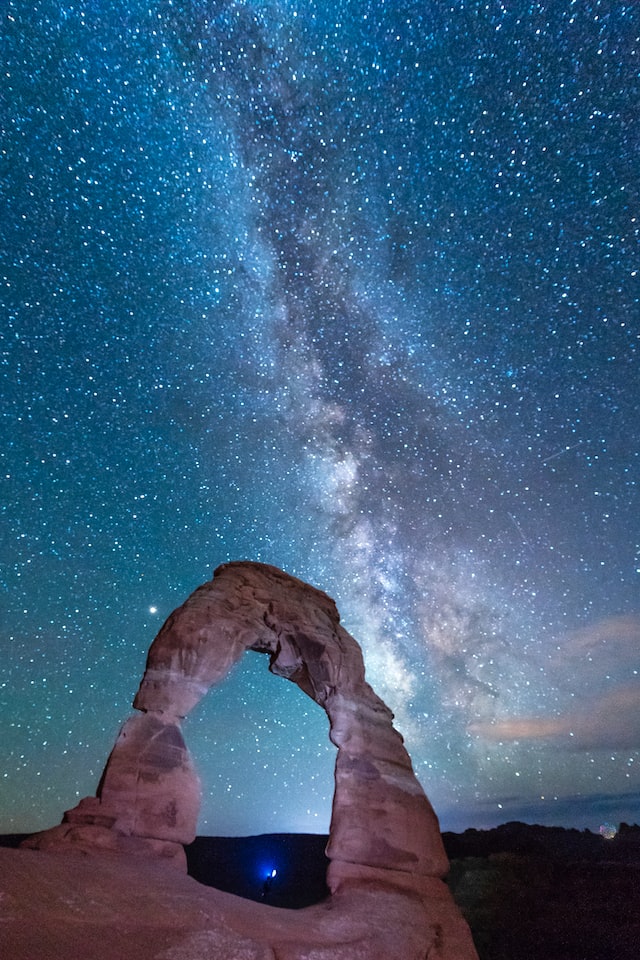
[{"left": 23, "top": 561, "right": 478, "bottom": 959}]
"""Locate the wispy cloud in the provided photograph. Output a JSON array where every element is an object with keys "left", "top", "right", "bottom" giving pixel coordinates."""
[
  {"left": 470, "top": 681, "right": 640, "bottom": 750},
  {"left": 467, "top": 789, "right": 640, "bottom": 828},
  {"left": 549, "top": 614, "right": 640, "bottom": 684}
]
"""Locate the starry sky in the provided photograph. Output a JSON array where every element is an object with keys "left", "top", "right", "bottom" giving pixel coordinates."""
[{"left": 2, "top": 0, "right": 639, "bottom": 838}]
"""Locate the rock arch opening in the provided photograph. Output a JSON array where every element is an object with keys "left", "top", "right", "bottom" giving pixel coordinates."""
[
  {"left": 185, "top": 650, "right": 336, "bottom": 838},
  {"left": 183, "top": 649, "right": 336, "bottom": 906}
]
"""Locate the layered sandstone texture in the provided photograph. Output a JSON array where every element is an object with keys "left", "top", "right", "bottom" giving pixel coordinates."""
[{"left": 21, "top": 561, "right": 478, "bottom": 959}]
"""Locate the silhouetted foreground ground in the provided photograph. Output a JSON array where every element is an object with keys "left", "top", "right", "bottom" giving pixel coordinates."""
[
  {"left": 3, "top": 822, "right": 639, "bottom": 959},
  {"left": 443, "top": 822, "right": 640, "bottom": 960}
]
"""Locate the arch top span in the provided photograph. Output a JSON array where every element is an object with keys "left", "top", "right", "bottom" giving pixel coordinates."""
[
  {"left": 133, "top": 561, "right": 356, "bottom": 718},
  {"left": 24, "top": 561, "right": 449, "bottom": 887}
]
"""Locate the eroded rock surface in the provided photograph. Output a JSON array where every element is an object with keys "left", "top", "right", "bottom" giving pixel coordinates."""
[{"left": 22, "top": 561, "right": 478, "bottom": 958}]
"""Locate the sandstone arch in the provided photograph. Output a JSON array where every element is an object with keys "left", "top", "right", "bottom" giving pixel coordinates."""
[{"left": 24, "top": 561, "right": 478, "bottom": 959}]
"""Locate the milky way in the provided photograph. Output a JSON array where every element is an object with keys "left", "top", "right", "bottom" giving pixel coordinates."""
[{"left": 2, "top": 0, "right": 639, "bottom": 836}]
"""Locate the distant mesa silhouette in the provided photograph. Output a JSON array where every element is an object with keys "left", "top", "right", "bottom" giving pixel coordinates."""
[{"left": 23, "top": 561, "right": 478, "bottom": 959}]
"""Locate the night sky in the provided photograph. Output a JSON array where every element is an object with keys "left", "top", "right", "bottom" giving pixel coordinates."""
[{"left": 2, "top": 1, "right": 639, "bottom": 838}]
